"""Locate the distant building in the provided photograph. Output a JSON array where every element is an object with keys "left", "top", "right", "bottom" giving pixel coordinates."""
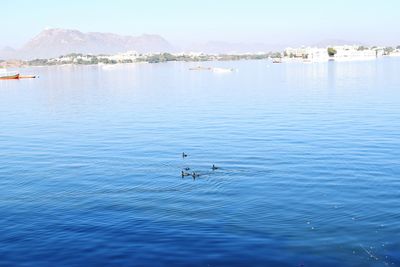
[
  {"left": 390, "top": 49, "right": 400, "bottom": 57},
  {"left": 305, "top": 48, "right": 329, "bottom": 61},
  {"left": 108, "top": 51, "right": 138, "bottom": 62},
  {"left": 284, "top": 47, "right": 308, "bottom": 58},
  {"left": 284, "top": 47, "right": 329, "bottom": 61},
  {"left": 333, "top": 45, "right": 376, "bottom": 60},
  {"left": 283, "top": 45, "right": 387, "bottom": 63}
]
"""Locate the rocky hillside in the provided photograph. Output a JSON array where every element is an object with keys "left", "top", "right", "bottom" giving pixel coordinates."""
[{"left": 1, "top": 28, "right": 175, "bottom": 60}]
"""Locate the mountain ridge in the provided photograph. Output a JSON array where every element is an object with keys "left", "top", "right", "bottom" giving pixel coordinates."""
[
  {"left": 1, "top": 28, "right": 175, "bottom": 60},
  {"left": 0, "top": 28, "right": 367, "bottom": 60}
]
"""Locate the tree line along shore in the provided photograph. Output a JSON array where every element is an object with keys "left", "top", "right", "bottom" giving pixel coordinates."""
[
  {"left": 0, "top": 53, "right": 272, "bottom": 68},
  {"left": 1, "top": 45, "right": 399, "bottom": 68}
]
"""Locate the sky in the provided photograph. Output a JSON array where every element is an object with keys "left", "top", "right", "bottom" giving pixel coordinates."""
[{"left": 2, "top": 0, "right": 400, "bottom": 48}]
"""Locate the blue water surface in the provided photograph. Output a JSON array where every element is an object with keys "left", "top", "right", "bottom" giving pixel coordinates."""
[{"left": 0, "top": 59, "right": 399, "bottom": 266}]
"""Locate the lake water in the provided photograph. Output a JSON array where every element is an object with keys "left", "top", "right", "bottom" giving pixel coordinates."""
[{"left": 0, "top": 59, "right": 399, "bottom": 267}]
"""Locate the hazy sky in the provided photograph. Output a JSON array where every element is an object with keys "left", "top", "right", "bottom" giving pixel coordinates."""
[{"left": 2, "top": 0, "right": 400, "bottom": 48}]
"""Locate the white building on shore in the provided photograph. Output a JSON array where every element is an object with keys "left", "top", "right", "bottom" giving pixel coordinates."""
[
  {"left": 106, "top": 51, "right": 139, "bottom": 62},
  {"left": 333, "top": 45, "right": 377, "bottom": 61},
  {"left": 283, "top": 45, "right": 387, "bottom": 63},
  {"left": 284, "top": 47, "right": 330, "bottom": 62}
]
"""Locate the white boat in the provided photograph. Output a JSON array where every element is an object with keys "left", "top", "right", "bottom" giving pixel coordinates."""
[
  {"left": 212, "top": 67, "right": 235, "bottom": 73},
  {"left": 189, "top": 66, "right": 212, "bottom": 71},
  {"left": 272, "top": 58, "right": 282, "bottom": 64}
]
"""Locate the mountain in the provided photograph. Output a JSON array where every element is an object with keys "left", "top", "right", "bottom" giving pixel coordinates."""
[
  {"left": 185, "top": 41, "right": 284, "bottom": 54},
  {"left": 2, "top": 28, "right": 175, "bottom": 60},
  {"left": 4, "top": 28, "right": 365, "bottom": 60},
  {"left": 312, "top": 39, "right": 364, "bottom": 47},
  {"left": 0, "top": 46, "right": 17, "bottom": 60}
]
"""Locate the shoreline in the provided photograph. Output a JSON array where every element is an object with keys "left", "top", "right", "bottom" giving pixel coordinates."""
[{"left": 1, "top": 55, "right": 399, "bottom": 70}]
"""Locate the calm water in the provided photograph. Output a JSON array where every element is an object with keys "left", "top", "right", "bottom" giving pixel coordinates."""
[{"left": 0, "top": 59, "right": 399, "bottom": 266}]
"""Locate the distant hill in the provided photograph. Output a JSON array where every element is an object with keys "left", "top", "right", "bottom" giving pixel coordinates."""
[
  {"left": 0, "top": 46, "right": 16, "bottom": 60},
  {"left": 312, "top": 39, "right": 364, "bottom": 47},
  {"left": 1, "top": 28, "right": 367, "bottom": 60},
  {"left": 185, "top": 41, "right": 284, "bottom": 54},
  {"left": 1, "top": 28, "right": 175, "bottom": 60}
]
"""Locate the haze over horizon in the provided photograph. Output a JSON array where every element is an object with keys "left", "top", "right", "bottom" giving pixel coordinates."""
[{"left": 2, "top": 0, "right": 400, "bottom": 49}]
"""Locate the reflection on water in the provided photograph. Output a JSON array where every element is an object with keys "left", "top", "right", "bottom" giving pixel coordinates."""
[{"left": 0, "top": 59, "right": 400, "bottom": 266}]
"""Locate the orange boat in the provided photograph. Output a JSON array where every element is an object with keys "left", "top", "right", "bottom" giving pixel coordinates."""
[
  {"left": 0, "top": 71, "right": 20, "bottom": 80},
  {"left": 19, "top": 75, "right": 37, "bottom": 79}
]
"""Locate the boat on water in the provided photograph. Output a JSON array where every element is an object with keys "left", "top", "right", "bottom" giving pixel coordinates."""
[
  {"left": 189, "top": 66, "right": 235, "bottom": 73},
  {"left": 212, "top": 67, "right": 235, "bottom": 73},
  {"left": 189, "top": 66, "right": 212, "bottom": 71},
  {"left": 0, "top": 69, "right": 37, "bottom": 80},
  {"left": 19, "top": 75, "right": 37, "bottom": 79},
  {"left": 0, "top": 71, "right": 20, "bottom": 80},
  {"left": 272, "top": 58, "right": 283, "bottom": 64}
]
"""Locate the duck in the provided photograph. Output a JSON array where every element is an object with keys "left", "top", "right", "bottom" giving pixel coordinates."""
[
  {"left": 182, "top": 152, "right": 188, "bottom": 158},
  {"left": 212, "top": 164, "right": 219, "bottom": 170},
  {"left": 181, "top": 171, "right": 191, "bottom": 177},
  {"left": 192, "top": 172, "right": 200, "bottom": 178}
]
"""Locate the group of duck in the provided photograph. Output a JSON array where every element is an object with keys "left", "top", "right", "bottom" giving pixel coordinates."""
[{"left": 181, "top": 152, "right": 219, "bottom": 179}]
